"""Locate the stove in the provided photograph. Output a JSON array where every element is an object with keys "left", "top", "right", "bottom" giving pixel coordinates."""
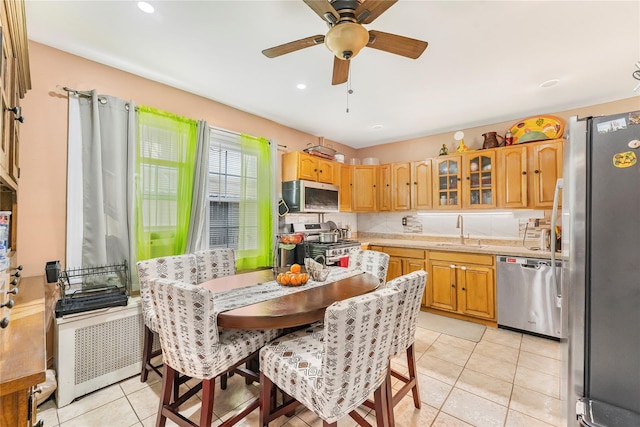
[{"left": 291, "top": 222, "right": 361, "bottom": 266}]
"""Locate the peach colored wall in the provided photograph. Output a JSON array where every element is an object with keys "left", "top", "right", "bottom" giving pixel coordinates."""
[
  {"left": 17, "top": 41, "right": 640, "bottom": 277},
  {"left": 356, "top": 97, "right": 640, "bottom": 162},
  {"left": 18, "top": 41, "right": 357, "bottom": 277}
]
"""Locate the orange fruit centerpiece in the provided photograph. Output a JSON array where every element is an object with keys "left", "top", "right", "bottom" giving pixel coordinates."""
[{"left": 290, "top": 263, "right": 301, "bottom": 274}]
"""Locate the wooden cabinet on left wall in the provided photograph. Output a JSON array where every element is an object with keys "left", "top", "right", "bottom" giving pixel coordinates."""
[
  {"left": 0, "top": 1, "right": 35, "bottom": 426},
  {"left": 282, "top": 151, "right": 338, "bottom": 185}
]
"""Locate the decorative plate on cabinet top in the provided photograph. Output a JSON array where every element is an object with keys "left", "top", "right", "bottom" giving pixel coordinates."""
[{"left": 509, "top": 115, "right": 565, "bottom": 144}]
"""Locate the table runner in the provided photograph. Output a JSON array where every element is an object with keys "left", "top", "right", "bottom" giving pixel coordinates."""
[{"left": 211, "top": 267, "right": 363, "bottom": 339}]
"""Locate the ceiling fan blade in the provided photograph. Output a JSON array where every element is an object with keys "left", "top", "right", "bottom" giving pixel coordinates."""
[
  {"left": 367, "top": 30, "right": 428, "bottom": 59},
  {"left": 355, "top": 0, "right": 398, "bottom": 24},
  {"left": 262, "top": 35, "right": 325, "bottom": 58},
  {"left": 332, "top": 57, "right": 350, "bottom": 85},
  {"left": 303, "top": 0, "right": 339, "bottom": 24}
]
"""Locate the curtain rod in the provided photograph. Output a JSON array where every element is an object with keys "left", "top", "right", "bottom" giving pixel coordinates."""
[{"left": 61, "top": 86, "right": 287, "bottom": 149}]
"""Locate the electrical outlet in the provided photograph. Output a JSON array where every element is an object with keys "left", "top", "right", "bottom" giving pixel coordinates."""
[{"left": 402, "top": 217, "right": 407, "bottom": 226}]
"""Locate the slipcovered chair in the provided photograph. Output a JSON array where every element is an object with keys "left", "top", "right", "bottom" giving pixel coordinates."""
[
  {"left": 136, "top": 254, "right": 198, "bottom": 383},
  {"left": 259, "top": 286, "right": 402, "bottom": 427},
  {"left": 348, "top": 249, "right": 390, "bottom": 286},
  {"left": 194, "top": 248, "right": 236, "bottom": 283},
  {"left": 363, "top": 270, "right": 428, "bottom": 421},
  {"left": 149, "top": 277, "right": 280, "bottom": 427}
]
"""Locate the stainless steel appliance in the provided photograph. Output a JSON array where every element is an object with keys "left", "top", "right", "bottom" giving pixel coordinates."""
[
  {"left": 564, "top": 112, "right": 640, "bottom": 426},
  {"left": 282, "top": 180, "right": 339, "bottom": 213},
  {"left": 497, "top": 256, "right": 563, "bottom": 339},
  {"left": 292, "top": 222, "right": 360, "bottom": 266}
]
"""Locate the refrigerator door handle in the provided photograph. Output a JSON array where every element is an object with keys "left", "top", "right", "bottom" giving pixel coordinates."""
[{"left": 551, "top": 178, "right": 563, "bottom": 299}]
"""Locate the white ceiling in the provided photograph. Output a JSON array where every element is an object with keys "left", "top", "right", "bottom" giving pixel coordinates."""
[{"left": 25, "top": 0, "right": 640, "bottom": 149}]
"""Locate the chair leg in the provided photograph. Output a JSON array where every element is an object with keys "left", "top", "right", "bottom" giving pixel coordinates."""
[
  {"left": 259, "top": 371, "right": 274, "bottom": 427},
  {"left": 220, "top": 372, "right": 228, "bottom": 390},
  {"left": 141, "top": 326, "right": 154, "bottom": 382},
  {"left": 406, "top": 344, "right": 421, "bottom": 409},
  {"left": 373, "top": 377, "right": 390, "bottom": 427},
  {"left": 199, "top": 379, "right": 215, "bottom": 427},
  {"left": 156, "top": 365, "right": 175, "bottom": 427}
]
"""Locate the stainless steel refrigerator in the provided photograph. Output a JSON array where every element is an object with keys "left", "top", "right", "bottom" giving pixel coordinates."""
[{"left": 563, "top": 112, "right": 640, "bottom": 426}]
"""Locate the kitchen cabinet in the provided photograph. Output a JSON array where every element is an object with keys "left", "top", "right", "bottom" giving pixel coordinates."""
[
  {"left": 338, "top": 164, "right": 352, "bottom": 212},
  {"left": 530, "top": 139, "right": 563, "bottom": 208},
  {"left": 378, "top": 164, "right": 392, "bottom": 211},
  {"left": 427, "top": 251, "right": 495, "bottom": 324},
  {"left": 497, "top": 144, "right": 528, "bottom": 208},
  {"left": 433, "top": 155, "right": 462, "bottom": 209},
  {"left": 392, "top": 160, "right": 432, "bottom": 211},
  {"left": 463, "top": 151, "right": 496, "bottom": 208},
  {"left": 352, "top": 165, "right": 377, "bottom": 212},
  {"left": 281, "top": 151, "right": 338, "bottom": 185},
  {"left": 497, "top": 139, "right": 563, "bottom": 209},
  {"left": 0, "top": 276, "right": 46, "bottom": 427},
  {"left": 369, "top": 246, "right": 427, "bottom": 301}
]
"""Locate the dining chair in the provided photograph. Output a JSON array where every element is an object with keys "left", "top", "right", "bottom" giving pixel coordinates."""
[
  {"left": 194, "top": 248, "right": 236, "bottom": 283},
  {"left": 149, "top": 277, "right": 280, "bottom": 427},
  {"left": 348, "top": 249, "right": 390, "bottom": 286},
  {"left": 362, "top": 270, "right": 428, "bottom": 424},
  {"left": 136, "top": 254, "right": 198, "bottom": 383},
  {"left": 259, "top": 286, "right": 402, "bottom": 427}
]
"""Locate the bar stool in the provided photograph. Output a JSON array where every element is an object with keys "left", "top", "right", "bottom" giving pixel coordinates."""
[
  {"left": 259, "top": 287, "right": 402, "bottom": 427},
  {"left": 149, "top": 277, "right": 280, "bottom": 427}
]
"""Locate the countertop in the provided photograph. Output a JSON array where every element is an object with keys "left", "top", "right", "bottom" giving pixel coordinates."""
[{"left": 358, "top": 235, "right": 559, "bottom": 259}]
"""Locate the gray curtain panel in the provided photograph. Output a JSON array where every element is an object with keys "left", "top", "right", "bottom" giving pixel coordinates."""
[
  {"left": 77, "top": 91, "right": 136, "bottom": 269},
  {"left": 186, "top": 121, "right": 210, "bottom": 253}
]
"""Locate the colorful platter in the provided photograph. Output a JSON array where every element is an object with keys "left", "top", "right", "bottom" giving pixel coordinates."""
[{"left": 509, "top": 115, "right": 565, "bottom": 144}]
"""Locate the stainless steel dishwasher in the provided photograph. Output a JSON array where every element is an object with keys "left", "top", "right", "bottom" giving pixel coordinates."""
[{"left": 496, "top": 256, "right": 564, "bottom": 339}]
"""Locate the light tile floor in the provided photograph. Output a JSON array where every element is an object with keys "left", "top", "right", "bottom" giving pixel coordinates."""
[{"left": 37, "top": 312, "right": 566, "bottom": 427}]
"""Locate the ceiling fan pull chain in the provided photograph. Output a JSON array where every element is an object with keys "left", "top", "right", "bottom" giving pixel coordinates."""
[{"left": 346, "top": 67, "right": 353, "bottom": 113}]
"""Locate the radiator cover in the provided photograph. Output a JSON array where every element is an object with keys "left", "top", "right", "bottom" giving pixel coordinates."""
[{"left": 55, "top": 297, "right": 146, "bottom": 407}]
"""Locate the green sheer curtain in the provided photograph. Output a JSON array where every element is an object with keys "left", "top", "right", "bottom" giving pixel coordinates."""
[
  {"left": 135, "top": 106, "right": 197, "bottom": 260},
  {"left": 236, "top": 134, "right": 273, "bottom": 270}
]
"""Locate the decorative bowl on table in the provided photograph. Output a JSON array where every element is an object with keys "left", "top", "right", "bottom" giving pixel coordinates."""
[
  {"left": 274, "top": 264, "right": 308, "bottom": 286},
  {"left": 304, "top": 257, "right": 330, "bottom": 282}
]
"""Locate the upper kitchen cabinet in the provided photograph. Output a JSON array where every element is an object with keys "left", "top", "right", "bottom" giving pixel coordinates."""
[
  {"left": 497, "top": 139, "right": 563, "bottom": 208},
  {"left": 281, "top": 151, "right": 338, "bottom": 185},
  {"left": 433, "top": 155, "right": 462, "bottom": 209},
  {"left": 0, "top": 0, "right": 30, "bottom": 191},
  {"left": 378, "top": 164, "right": 392, "bottom": 212},
  {"left": 338, "top": 164, "right": 352, "bottom": 212},
  {"left": 351, "top": 165, "right": 377, "bottom": 212},
  {"left": 463, "top": 151, "right": 496, "bottom": 209},
  {"left": 530, "top": 139, "right": 563, "bottom": 207},
  {"left": 392, "top": 160, "right": 432, "bottom": 211}
]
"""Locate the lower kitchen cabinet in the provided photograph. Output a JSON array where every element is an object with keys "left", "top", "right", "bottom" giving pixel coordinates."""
[
  {"left": 369, "top": 245, "right": 427, "bottom": 288},
  {"left": 427, "top": 251, "right": 496, "bottom": 325}
]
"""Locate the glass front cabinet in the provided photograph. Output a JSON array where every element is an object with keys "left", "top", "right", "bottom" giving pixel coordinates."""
[
  {"left": 433, "top": 155, "right": 461, "bottom": 209},
  {"left": 463, "top": 151, "right": 496, "bottom": 208}
]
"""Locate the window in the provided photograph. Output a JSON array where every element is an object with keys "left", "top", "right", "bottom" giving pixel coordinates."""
[{"left": 208, "top": 129, "right": 273, "bottom": 270}]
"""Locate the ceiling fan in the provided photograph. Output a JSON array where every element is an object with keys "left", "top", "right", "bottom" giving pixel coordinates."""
[{"left": 262, "top": 0, "right": 428, "bottom": 85}]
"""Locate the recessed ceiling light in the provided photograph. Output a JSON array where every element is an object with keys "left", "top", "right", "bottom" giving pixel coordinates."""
[
  {"left": 296, "top": 83, "right": 307, "bottom": 90},
  {"left": 372, "top": 124, "right": 383, "bottom": 130},
  {"left": 137, "top": 2, "right": 154, "bottom": 14},
  {"left": 540, "top": 79, "right": 560, "bottom": 88}
]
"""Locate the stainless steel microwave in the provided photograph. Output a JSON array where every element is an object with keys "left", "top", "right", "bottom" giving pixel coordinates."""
[{"left": 282, "top": 180, "right": 339, "bottom": 213}]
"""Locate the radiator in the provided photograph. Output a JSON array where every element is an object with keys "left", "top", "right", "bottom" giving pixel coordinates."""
[{"left": 55, "top": 297, "right": 147, "bottom": 407}]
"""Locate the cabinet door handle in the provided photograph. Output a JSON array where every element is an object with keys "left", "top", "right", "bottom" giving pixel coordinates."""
[{"left": 460, "top": 266, "right": 467, "bottom": 271}]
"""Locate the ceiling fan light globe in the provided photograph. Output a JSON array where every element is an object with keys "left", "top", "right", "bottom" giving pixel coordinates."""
[{"left": 325, "top": 22, "right": 369, "bottom": 60}]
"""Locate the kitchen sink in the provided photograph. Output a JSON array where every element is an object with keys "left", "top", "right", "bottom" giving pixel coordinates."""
[{"left": 433, "top": 242, "right": 488, "bottom": 249}]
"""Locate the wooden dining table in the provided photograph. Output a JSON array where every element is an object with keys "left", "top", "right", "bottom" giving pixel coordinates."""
[{"left": 198, "top": 268, "right": 380, "bottom": 330}]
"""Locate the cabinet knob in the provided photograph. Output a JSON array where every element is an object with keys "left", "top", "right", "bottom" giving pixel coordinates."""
[
  {"left": 534, "top": 170, "right": 540, "bottom": 174},
  {"left": 386, "top": 184, "right": 389, "bottom": 187},
  {"left": 0, "top": 317, "right": 8, "bottom": 328},
  {"left": 314, "top": 169, "right": 317, "bottom": 172},
  {"left": 466, "top": 176, "right": 470, "bottom": 180},
  {"left": 460, "top": 266, "right": 467, "bottom": 271},
  {"left": 413, "top": 182, "right": 417, "bottom": 185},
  {"left": 451, "top": 284, "right": 455, "bottom": 288},
  {"left": 522, "top": 171, "right": 527, "bottom": 175},
  {"left": 319, "top": 169, "right": 323, "bottom": 173},
  {"left": 450, "top": 264, "right": 456, "bottom": 269},
  {"left": 462, "top": 287, "right": 466, "bottom": 291},
  {"left": 406, "top": 182, "right": 410, "bottom": 186}
]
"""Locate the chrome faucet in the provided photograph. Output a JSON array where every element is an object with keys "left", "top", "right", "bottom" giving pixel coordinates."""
[{"left": 456, "top": 214, "right": 465, "bottom": 244}]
